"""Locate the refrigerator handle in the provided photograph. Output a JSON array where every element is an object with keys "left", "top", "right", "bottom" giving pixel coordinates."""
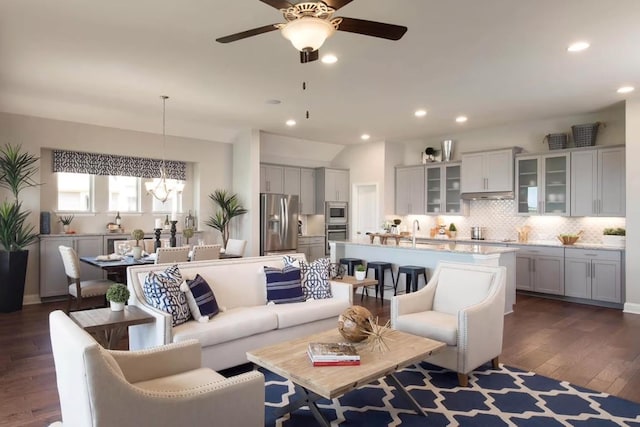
[{"left": 281, "top": 197, "right": 288, "bottom": 244}]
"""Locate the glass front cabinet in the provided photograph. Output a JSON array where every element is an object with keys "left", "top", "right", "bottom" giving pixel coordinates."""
[
  {"left": 424, "top": 163, "right": 467, "bottom": 215},
  {"left": 516, "top": 153, "right": 570, "bottom": 216}
]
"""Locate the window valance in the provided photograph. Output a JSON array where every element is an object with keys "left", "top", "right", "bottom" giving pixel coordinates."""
[{"left": 52, "top": 150, "right": 186, "bottom": 180}]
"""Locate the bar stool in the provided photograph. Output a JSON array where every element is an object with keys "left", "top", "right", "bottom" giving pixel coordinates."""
[
  {"left": 395, "top": 265, "right": 428, "bottom": 294},
  {"left": 339, "top": 258, "right": 364, "bottom": 276},
  {"left": 364, "top": 261, "right": 396, "bottom": 305}
]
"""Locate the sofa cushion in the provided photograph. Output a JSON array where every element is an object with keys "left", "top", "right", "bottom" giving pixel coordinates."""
[
  {"left": 283, "top": 256, "right": 332, "bottom": 299},
  {"left": 265, "top": 298, "right": 350, "bottom": 329},
  {"left": 264, "top": 265, "right": 306, "bottom": 304},
  {"left": 180, "top": 274, "right": 219, "bottom": 322},
  {"left": 394, "top": 311, "right": 458, "bottom": 346},
  {"left": 172, "top": 307, "right": 278, "bottom": 347},
  {"left": 142, "top": 265, "right": 190, "bottom": 327}
]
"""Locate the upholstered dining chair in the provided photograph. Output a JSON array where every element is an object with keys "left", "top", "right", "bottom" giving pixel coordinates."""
[
  {"left": 142, "top": 239, "right": 156, "bottom": 254},
  {"left": 58, "top": 245, "right": 114, "bottom": 313},
  {"left": 155, "top": 246, "right": 190, "bottom": 264},
  {"left": 191, "top": 244, "right": 222, "bottom": 261},
  {"left": 391, "top": 262, "right": 506, "bottom": 386},
  {"left": 224, "top": 239, "right": 247, "bottom": 257},
  {"left": 49, "top": 310, "right": 265, "bottom": 427}
]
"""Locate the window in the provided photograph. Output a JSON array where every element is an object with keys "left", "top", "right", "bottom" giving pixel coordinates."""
[
  {"left": 57, "top": 172, "right": 92, "bottom": 212},
  {"left": 150, "top": 179, "right": 184, "bottom": 213},
  {"left": 108, "top": 176, "right": 140, "bottom": 212}
]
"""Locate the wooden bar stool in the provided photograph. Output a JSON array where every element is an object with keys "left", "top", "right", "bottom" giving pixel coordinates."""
[
  {"left": 339, "top": 258, "right": 364, "bottom": 276},
  {"left": 364, "top": 261, "right": 396, "bottom": 305},
  {"left": 395, "top": 265, "right": 428, "bottom": 294}
]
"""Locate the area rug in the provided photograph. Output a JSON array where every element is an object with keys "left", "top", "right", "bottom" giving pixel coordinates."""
[{"left": 263, "top": 362, "right": 640, "bottom": 426}]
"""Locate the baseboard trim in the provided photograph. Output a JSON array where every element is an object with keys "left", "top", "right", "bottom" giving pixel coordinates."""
[
  {"left": 23, "top": 294, "right": 42, "bottom": 305},
  {"left": 623, "top": 302, "right": 640, "bottom": 315}
]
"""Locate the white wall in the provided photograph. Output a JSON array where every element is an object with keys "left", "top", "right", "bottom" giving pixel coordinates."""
[
  {"left": 259, "top": 131, "right": 344, "bottom": 167},
  {"left": 625, "top": 97, "right": 640, "bottom": 313}
]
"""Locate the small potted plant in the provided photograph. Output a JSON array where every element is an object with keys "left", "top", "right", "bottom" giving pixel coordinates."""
[
  {"left": 183, "top": 227, "right": 194, "bottom": 245},
  {"left": 106, "top": 283, "right": 130, "bottom": 311},
  {"left": 59, "top": 215, "right": 74, "bottom": 233},
  {"left": 602, "top": 227, "right": 625, "bottom": 246},
  {"left": 355, "top": 264, "right": 366, "bottom": 281},
  {"left": 131, "top": 229, "right": 145, "bottom": 259},
  {"left": 448, "top": 223, "right": 457, "bottom": 239}
]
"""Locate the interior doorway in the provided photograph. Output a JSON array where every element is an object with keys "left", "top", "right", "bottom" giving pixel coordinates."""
[{"left": 351, "top": 183, "right": 379, "bottom": 241}]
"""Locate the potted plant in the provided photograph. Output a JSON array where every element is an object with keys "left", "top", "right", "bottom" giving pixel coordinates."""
[
  {"left": 355, "top": 264, "right": 366, "bottom": 281},
  {"left": 448, "top": 223, "right": 457, "bottom": 239},
  {"left": 602, "top": 227, "right": 625, "bottom": 246},
  {"left": 131, "top": 229, "right": 145, "bottom": 259},
  {"left": 183, "top": 227, "right": 194, "bottom": 245},
  {"left": 205, "top": 189, "right": 248, "bottom": 248},
  {"left": 59, "top": 215, "right": 74, "bottom": 233},
  {"left": 106, "top": 283, "right": 130, "bottom": 311},
  {"left": 0, "top": 143, "right": 39, "bottom": 313}
]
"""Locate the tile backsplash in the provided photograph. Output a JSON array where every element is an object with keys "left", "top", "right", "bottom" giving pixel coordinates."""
[{"left": 394, "top": 199, "right": 625, "bottom": 244}]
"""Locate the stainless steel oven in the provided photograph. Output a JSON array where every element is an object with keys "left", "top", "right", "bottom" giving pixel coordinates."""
[
  {"left": 325, "top": 202, "right": 348, "bottom": 225},
  {"left": 326, "top": 224, "right": 348, "bottom": 254}
]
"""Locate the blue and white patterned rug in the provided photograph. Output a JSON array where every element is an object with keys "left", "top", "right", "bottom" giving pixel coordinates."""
[{"left": 263, "top": 362, "right": 640, "bottom": 426}]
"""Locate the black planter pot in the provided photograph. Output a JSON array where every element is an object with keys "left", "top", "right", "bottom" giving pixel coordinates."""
[{"left": 0, "top": 250, "right": 29, "bottom": 313}]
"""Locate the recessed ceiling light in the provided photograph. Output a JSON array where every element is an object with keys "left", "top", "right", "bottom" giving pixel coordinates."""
[
  {"left": 414, "top": 109, "right": 427, "bottom": 117},
  {"left": 617, "top": 86, "right": 635, "bottom": 94},
  {"left": 321, "top": 54, "right": 338, "bottom": 64},
  {"left": 567, "top": 41, "right": 590, "bottom": 52},
  {"left": 455, "top": 116, "right": 468, "bottom": 123},
  {"left": 266, "top": 99, "right": 282, "bottom": 105},
  {"left": 361, "top": 134, "right": 370, "bottom": 141},
  {"left": 286, "top": 119, "right": 296, "bottom": 126}
]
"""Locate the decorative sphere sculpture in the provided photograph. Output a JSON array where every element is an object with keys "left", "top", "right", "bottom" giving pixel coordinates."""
[{"left": 338, "top": 305, "right": 373, "bottom": 342}]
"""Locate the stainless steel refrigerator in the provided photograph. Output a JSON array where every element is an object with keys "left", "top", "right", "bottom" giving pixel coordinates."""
[{"left": 260, "top": 193, "right": 299, "bottom": 255}]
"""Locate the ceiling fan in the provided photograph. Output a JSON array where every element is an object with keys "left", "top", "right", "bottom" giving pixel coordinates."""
[{"left": 216, "top": 0, "right": 407, "bottom": 63}]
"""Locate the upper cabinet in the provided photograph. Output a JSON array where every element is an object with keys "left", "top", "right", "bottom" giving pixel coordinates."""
[
  {"left": 516, "top": 153, "right": 570, "bottom": 216},
  {"left": 425, "top": 163, "right": 467, "bottom": 215},
  {"left": 283, "top": 167, "right": 301, "bottom": 197},
  {"left": 299, "top": 168, "right": 316, "bottom": 215},
  {"left": 316, "top": 168, "right": 349, "bottom": 208},
  {"left": 461, "top": 148, "right": 515, "bottom": 193},
  {"left": 260, "top": 164, "right": 284, "bottom": 194},
  {"left": 571, "top": 146, "right": 625, "bottom": 217},
  {"left": 395, "top": 165, "right": 424, "bottom": 215}
]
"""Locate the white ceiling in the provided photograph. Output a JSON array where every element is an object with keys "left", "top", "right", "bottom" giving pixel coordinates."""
[{"left": 1, "top": 0, "right": 639, "bottom": 145}]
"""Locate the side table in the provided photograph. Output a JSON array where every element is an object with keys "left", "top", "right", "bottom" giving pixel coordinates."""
[
  {"left": 332, "top": 275, "right": 378, "bottom": 302},
  {"left": 70, "top": 306, "right": 154, "bottom": 349}
]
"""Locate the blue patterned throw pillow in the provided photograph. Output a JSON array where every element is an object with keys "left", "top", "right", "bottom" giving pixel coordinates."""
[
  {"left": 142, "top": 265, "right": 190, "bottom": 326},
  {"left": 283, "top": 256, "right": 332, "bottom": 299},
  {"left": 264, "top": 265, "right": 305, "bottom": 304},
  {"left": 180, "top": 274, "right": 219, "bottom": 322}
]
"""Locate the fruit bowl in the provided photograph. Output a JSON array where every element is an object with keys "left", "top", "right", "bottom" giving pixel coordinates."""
[{"left": 557, "top": 234, "right": 580, "bottom": 245}]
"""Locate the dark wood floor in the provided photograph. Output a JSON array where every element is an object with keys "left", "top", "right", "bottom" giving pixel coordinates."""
[{"left": 1, "top": 294, "right": 640, "bottom": 426}]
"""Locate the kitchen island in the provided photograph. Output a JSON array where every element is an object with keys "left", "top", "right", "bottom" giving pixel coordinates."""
[{"left": 330, "top": 240, "right": 517, "bottom": 314}]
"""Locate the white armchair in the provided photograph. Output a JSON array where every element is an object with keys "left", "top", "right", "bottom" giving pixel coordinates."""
[
  {"left": 391, "top": 262, "right": 506, "bottom": 386},
  {"left": 49, "top": 310, "right": 265, "bottom": 427}
]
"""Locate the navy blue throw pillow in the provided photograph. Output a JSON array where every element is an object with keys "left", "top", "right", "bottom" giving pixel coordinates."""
[
  {"left": 264, "top": 265, "right": 305, "bottom": 304},
  {"left": 185, "top": 274, "right": 219, "bottom": 319}
]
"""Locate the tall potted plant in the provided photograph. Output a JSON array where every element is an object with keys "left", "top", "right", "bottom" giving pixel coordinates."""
[
  {"left": 205, "top": 189, "right": 248, "bottom": 248},
  {"left": 0, "top": 144, "right": 39, "bottom": 312}
]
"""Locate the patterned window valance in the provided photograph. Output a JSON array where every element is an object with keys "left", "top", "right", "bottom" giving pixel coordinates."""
[{"left": 52, "top": 150, "right": 186, "bottom": 180}]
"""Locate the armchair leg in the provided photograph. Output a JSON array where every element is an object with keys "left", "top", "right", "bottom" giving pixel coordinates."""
[
  {"left": 457, "top": 373, "right": 469, "bottom": 387},
  {"left": 66, "top": 295, "right": 72, "bottom": 314},
  {"left": 491, "top": 356, "right": 500, "bottom": 369}
]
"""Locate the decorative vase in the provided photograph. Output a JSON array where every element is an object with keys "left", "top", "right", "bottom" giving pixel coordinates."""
[
  {"left": 110, "top": 301, "right": 125, "bottom": 311},
  {"left": 355, "top": 270, "right": 366, "bottom": 281},
  {"left": 132, "top": 246, "right": 143, "bottom": 260},
  {"left": 449, "top": 231, "right": 457, "bottom": 239},
  {"left": 62, "top": 224, "right": 70, "bottom": 233}
]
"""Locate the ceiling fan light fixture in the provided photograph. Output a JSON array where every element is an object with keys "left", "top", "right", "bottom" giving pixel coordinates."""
[{"left": 280, "top": 17, "right": 336, "bottom": 52}]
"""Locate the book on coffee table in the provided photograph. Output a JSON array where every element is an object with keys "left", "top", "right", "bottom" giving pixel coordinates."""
[{"left": 307, "top": 342, "right": 360, "bottom": 364}]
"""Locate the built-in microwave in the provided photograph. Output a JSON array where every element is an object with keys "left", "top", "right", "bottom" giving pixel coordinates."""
[{"left": 325, "top": 202, "right": 348, "bottom": 224}]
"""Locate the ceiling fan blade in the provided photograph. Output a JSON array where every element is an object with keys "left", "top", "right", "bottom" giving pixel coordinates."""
[
  {"left": 216, "top": 24, "right": 280, "bottom": 43},
  {"left": 320, "top": 0, "right": 353, "bottom": 10},
  {"left": 259, "top": 0, "right": 294, "bottom": 10},
  {"left": 300, "top": 49, "right": 319, "bottom": 64},
  {"left": 337, "top": 17, "right": 407, "bottom": 40}
]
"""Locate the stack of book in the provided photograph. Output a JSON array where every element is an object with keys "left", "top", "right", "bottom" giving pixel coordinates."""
[{"left": 307, "top": 342, "right": 361, "bottom": 366}]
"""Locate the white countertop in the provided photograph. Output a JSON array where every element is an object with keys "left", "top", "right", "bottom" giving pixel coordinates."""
[
  {"left": 334, "top": 240, "right": 517, "bottom": 255},
  {"left": 414, "top": 236, "right": 625, "bottom": 251}
]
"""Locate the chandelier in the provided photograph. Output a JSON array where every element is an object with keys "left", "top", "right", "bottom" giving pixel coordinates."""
[{"left": 145, "top": 95, "right": 183, "bottom": 203}]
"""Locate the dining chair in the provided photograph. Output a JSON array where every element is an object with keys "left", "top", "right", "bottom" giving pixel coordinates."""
[
  {"left": 58, "top": 245, "right": 115, "bottom": 313},
  {"left": 155, "top": 246, "right": 190, "bottom": 264},
  {"left": 225, "top": 239, "right": 247, "bottom": 257},
  {"left": 142, "top": 239, "right": 156, "bottom": 254},
  {"left": 191, "top": 244, "right": 222, "bottom": 261}
]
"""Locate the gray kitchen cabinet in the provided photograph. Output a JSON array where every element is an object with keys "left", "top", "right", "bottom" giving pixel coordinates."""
[
  {"left": 514, "top": 246, "right": 564, "bottom": 295},
  {"left": 424, "top": 162, "right": 467, "bottom": 215},
  {"left": 283, "top": 167, "right": 301, "bottom": 197},
  {"left": 565, "top": 248, "right": 622, "bottom": 303},
  {"left": 316, "top": 168, "right": 349, "bottom": 209},
  {"left": 395, "top": 165, "right": 425, "bottom": 215},
  {"left": 516, "top": 153, "right": 570, "bottom": 216},
  {"left": 40, "top": 235, "right": 104, "bottom": 298},
  {"left": 571, "top": 146, "right": 625, "bottom": 217},
  {"left": 300, "top": 167, "right": 316, "bottom": 215},
  {"left": 260, "top": 164, "right": 284, "bottom": 194},
  {"left": 461, "top": 148, "right": 515, "bottom": 193},
  {"left": 298, "top": 236, "right": 325, "bottom": 262}
]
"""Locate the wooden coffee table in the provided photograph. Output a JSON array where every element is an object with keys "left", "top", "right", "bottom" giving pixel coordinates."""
[
  {"left": 70, "top": 306, "right": 154, "bottom": 349},
  {"left": 247, "top": 328, "right": 445, "bottom": 426}
]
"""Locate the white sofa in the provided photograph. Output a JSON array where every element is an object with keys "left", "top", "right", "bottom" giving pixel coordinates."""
[{"left": 127, "top": 253, "right": 353, "bottom": 371}]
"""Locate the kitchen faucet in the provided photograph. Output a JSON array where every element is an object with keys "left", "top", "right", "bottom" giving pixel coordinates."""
[{"left": 412, "top": 219, "right": 420, "bottom": 248}]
